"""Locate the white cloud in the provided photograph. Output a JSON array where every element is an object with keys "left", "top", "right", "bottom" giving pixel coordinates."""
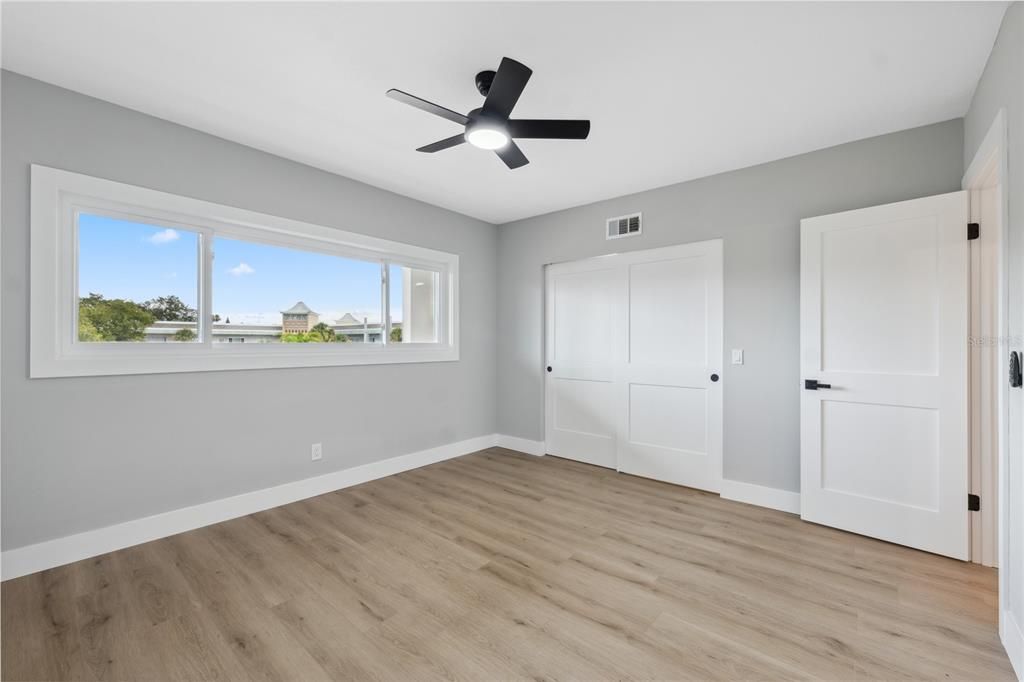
[
  {"left": 229, "top": 262, "right": 255, "bottom": 276},
  {"left": 148, "top": 228, "right": 180, "bottom": 245}
]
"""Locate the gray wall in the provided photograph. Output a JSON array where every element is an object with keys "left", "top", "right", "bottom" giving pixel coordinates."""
[
  {"left": 963, "top": 0, "right": 1024, "bottom": 644},
  {"left": 0, "top": 68, "right": 978, "bottom": 550},
  {"left": 497, "top": 119, "right": 965, "bottom": 493},
  {"left": 1, "top": 72, "right": 498, "bottom": 551}
]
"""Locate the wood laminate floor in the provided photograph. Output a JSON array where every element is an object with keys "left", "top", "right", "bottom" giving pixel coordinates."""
[{"left": 2, "top": 448, "right": 1015, "bottom": 681}]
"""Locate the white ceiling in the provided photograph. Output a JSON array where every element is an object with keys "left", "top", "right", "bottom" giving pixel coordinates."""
[{"left": 2, "top": 2, "right": 1007, "bottom": 224}]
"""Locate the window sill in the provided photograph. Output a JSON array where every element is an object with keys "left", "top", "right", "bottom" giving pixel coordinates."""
[{"left": 30, "top": 343, "right": 459, "bottom": 378}]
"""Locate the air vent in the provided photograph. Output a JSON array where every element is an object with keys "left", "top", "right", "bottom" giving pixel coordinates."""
[{"left": 606, "top": 213, "right": 642, "bottom": 240}]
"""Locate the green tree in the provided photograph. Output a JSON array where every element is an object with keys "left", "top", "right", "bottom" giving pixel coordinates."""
[
  {"left": 390, "top": 327, "right": 402, "bottom": 343},
  {"left": 79, "top": 293, "right": 155, "bottom": 341},
  {"left": 143, "top": 295, "right": 197, "bottom": 322},
  {"left": 281, "top": 332, "right": 311, "bottom": 343},
  {"left": 173, "top": 328, "right": 197, "bottom": 342},
  {"left": 77, "top": 314, "right": 104, "bottom": 342},
  {"left": 308, "top": 322, "right": 337, "bottom": 343}
]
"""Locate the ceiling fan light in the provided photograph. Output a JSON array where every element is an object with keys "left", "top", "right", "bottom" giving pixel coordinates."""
[{"left": 466, "top": 126, "right": 509, "bottom": 150}]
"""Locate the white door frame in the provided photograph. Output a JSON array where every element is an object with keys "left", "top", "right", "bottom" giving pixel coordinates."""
[
  {"left": 962, "top": 109, "right": 1014, "bottom": 667},
  {"left": 964, "top": 108, "right": 1008, "bottom": 569},
  {"left": 541, "top": 239, "right": 724, "bottom": 488}
]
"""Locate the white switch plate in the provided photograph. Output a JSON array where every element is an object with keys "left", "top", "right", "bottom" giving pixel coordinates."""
[
  {"left": 731, "top": 349, "right": 744, "bottom": 365},
  {"left": 311, "top": 442, "right": 323, "bottom": 461}
]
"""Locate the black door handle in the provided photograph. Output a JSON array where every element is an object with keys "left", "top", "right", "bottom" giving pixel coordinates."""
[
  {"left": 805, "top": 379, "right": 832, "bottom": 390},
  {"left": 546, "top": 366, "right": 552, "bottom": 373}
]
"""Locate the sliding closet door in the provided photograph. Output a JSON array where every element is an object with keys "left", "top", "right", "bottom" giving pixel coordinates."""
[
  {"left": 544, "top": 259, "right": 623, "bottom": 468},
  {"left": 617, "top": 241, "right": 723, "bottom": 492},
  {"left": 544, "top": 240, "right": 723, "bottom": 493}
]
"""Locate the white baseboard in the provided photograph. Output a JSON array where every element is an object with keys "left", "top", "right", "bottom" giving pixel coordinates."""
[
  {"left": 491, "top": 442, "right": 800, "bottom": 518},
  {"left": 493, "top": 434, "right": 546, "bottom": 456},
  {"left": 490, "top": 443, "right": 800, "bottom": 517},
  {"left": 1003, "top": 610, "right": 1024, "bottom": 681},
  {"left": 720, "top": 478, "right": 801, "bottom": 514},
  {"left": 1, "top": 434, "right": 496, "bottom": 581},
  {"left": 1, "top": 437, "right": 801, "bottom": 580}
]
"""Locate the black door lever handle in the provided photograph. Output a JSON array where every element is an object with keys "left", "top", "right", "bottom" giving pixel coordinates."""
[{"left": 804, "top": 379, "right": 832, "bottom": 390}]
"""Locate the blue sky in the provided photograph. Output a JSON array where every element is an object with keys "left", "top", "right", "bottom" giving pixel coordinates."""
[{"left": 79, "top": 214, "right": 401, "bottom": 324}]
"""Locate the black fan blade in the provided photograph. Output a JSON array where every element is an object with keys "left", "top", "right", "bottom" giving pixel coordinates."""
[
  {"left": 495, "top": 141, "right": 529, "bottom": 169},
  {"left": 508, "top": 119, "right": 591, "bottom": 139},
  {"left": 416, "top": 134, "right": 466, "bottom": 153},
  {"left": 386, "top": 89, "right": 468, "bottom": 126},
  {"left": 481, "top": 58, "right": 532, "bottom": 120}
]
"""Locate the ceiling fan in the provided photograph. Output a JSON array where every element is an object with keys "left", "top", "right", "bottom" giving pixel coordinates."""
[{"left": 386, "top": 57, "right": 590, "bottom": 169}]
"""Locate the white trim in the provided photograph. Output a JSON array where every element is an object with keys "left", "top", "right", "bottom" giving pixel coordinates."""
[
  {"left": 1, "top": 434, "right": 494, "bottom": 581},
  {"left": 494, "top": 434, "right": 546, "bottom": 456},
  {"left": 1002, "top": 610, "right": 1024, "bottom": 681},
  {"left": 494, "top": 435, "right": 799, "bottom": 515},
  {"left": 963, "top": 107, "right": 1017, "bottom": 677},
  {"left": 962, "top": 110, "right": 1007, "bottom": 572},
  {"left": 0, "top": 436, "right": 816, "bottom": 579},
  {"left": 30, "top": 165, "right": 459, "bottom": 377},
  {"left": 720, "top": 479, "right": 801, "bottom": 515}
]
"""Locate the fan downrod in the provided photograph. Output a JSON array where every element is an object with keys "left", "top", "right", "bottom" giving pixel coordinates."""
[{"left": 475, "top": 70, "right": 496, "bottom": 97}]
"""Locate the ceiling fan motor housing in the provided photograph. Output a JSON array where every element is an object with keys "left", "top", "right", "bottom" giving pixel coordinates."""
[
  {"left": 466, "top": 108, "right": 507, "bottom": 130},
  {"left": 475, "top": 70, "right": 496, "bottom": 97}
]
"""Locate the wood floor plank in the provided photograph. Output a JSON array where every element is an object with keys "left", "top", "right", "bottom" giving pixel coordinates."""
[
  {"left": 2, "top": 449, "right": 1015, "bottom": 680},
  {"left": 153, "top": 533, "right": 331, "bottom": 681},
  {"left": 643, "top": 611, "right": 817, "bottom": 680}
]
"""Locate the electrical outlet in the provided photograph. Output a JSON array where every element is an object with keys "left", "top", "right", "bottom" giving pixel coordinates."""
[{"left": 311, "top": 442, "right": 323, "bottom": 461}]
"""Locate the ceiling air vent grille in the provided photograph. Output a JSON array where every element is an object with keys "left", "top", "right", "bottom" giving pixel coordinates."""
[{"left": 607, "top": 213, "right": 642, "bottom": 240}]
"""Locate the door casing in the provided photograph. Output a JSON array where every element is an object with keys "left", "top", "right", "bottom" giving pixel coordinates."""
[{"left": 963, "top": 108, "right": 1016, "bottom": 675}]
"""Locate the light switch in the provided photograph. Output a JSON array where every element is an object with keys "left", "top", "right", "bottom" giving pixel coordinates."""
[{"left": 731, "top": 349, "right": 744, "bottom": 365}]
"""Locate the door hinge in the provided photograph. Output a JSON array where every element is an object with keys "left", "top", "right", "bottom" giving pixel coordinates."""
[
  {"left": 968, "top": 222, "right": 980, "bottom": 240},
  {"left": 968, "top": 493, "right": 981, "bottom": 511}
]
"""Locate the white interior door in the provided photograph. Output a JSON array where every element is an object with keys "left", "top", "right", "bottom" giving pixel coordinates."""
[
  {"left": 545, "top": 240, "right": 723, "bottom": 492},
  {"left": 800, "top": 191, "right": 970, "bottom": 560}
]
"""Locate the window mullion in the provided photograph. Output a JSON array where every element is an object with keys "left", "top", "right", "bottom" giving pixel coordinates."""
[
  {"left": 382, "top": 259, "right": 391, "bottom": 345},
  {"left": 437, "top": 268, "right": 446, "bottom": 346},
  {"left": 200, "top": 230, "right": 214, "bottom": 347},
  {"left": 435, "top": 267, "right": 446, "bottom": 346}
]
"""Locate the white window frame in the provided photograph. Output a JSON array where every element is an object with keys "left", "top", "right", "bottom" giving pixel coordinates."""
[{"left": 30, "top": 165, "right": 459, "bottom": 377}]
